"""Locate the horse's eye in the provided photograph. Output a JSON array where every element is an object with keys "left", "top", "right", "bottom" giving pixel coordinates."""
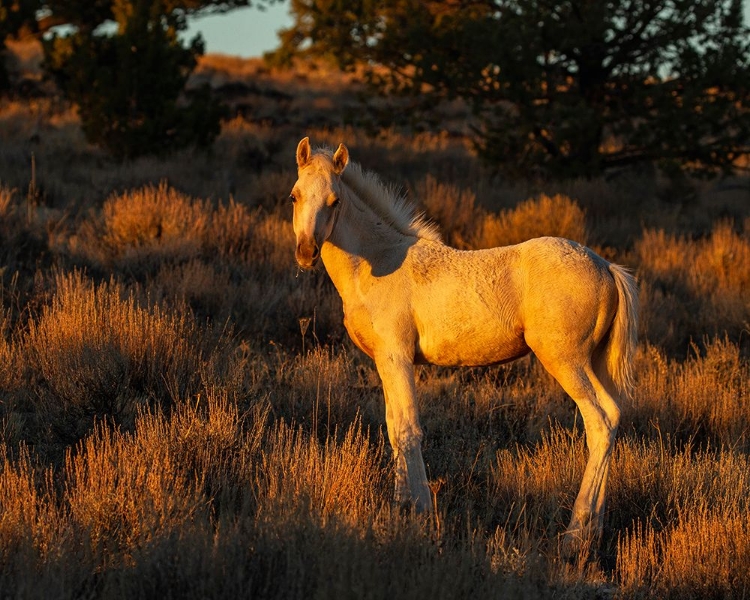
[
  {"left": 289, "top": 193, "right": 297, "bottom": 204},
  {"left": 331, "top": 197, "right": 340, "bottom": 208}
]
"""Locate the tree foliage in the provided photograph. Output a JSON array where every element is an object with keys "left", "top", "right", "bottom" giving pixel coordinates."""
[
  {"left": 276, "top": 0, "right": 750, "bottom": 178},
  {"left": 1, "top": 0, "right": 261, "bottom": 158},
  {"left": 44, "top": 1, "right": 227, "bottom": 158},
  {"left": 0, "top": 0, "right": 38, "bottom": 89}
]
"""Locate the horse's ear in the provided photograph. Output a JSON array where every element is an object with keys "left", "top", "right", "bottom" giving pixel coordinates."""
[
  {"left": 296, "top": 137, "right": 311, "bottom": 168},
  {"left": 333, "top": 143, "right": 349, "bottom": 175}
]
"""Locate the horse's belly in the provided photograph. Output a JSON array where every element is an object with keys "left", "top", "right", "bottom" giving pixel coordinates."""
[{"left": 415, "top": 326, "right": 530, "bottom": 367}]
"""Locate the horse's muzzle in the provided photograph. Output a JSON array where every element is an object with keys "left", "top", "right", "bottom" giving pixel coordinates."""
[{"left": 295, "top": 239, "right": 320, "bottom": 269}]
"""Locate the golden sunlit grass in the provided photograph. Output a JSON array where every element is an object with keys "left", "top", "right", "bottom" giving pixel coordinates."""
[
  {"left": 629, "top": 339, "right": 750, "bottom": 450},
  {"left": 417, "top": 179, "right": 587, "bottom": 249},
  {"left": 69, "top": 181, "right": 295, "bottom": 276},
  {"left": 472, "top": 193, "right": 588, "bottom": 249},
  {"left": 13, "top": 271, "right": 233, "bottom": 444},
  {"left": 616, "top": 448, "right": 750, "bottom": 599},
  {"left": 0, "top": 51, "right": 748, "bottom": 599},
  {"left": 635, "top": 221, "right": 750, "bottom": 349}
]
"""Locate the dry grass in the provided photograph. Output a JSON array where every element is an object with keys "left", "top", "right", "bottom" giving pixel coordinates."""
[
  {"left": 635, "top": 221, "right": 750, "bottom": 350},
  {"left": 417, "top": 175, "right": 481, "bottom": 248},
  {"left": 627, "top": 339, "right": 750, "bottom": 450},
  {"left": 0, "top": 50, "right": 748, "bottom": 599},
  {"left": 416, "top": 179, "right": 588, "bottom": 249},
  {"left": 11, "top": 271, "right": 232, "bottom": 445},
  {"left": 69, "top": 180, "right": 295, "bottom": 273},
  {"left": 615, "top": 444, "right": 750, "bottom": 599},
  {"left": 618, "top": 509, "right": 750, "bottom": 599}
]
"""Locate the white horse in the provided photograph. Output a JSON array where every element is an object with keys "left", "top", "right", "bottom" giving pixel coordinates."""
[{"left": 290, "top": 137, "right": 638, "bottom": 547}]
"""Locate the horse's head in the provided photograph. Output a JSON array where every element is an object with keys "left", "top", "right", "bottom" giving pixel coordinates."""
[{"left": 291, "top": 137, "right": 349, "bottom": 269}]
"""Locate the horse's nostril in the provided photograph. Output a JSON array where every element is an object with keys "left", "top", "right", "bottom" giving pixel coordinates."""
[{"left": 296, "top": 239, "right": 320, "bottom": 266}]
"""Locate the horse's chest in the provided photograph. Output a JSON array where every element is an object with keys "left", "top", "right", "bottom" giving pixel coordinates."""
[{"left": 342, "top": 304, "right": 377, "bottom": 359}]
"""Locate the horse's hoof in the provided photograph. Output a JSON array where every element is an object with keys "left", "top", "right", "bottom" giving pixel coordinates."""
[{"left": 560, "top": 528, "right": 599, "bottom": 563}]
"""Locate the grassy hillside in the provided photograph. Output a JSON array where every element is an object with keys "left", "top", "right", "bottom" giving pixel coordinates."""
[{"left": 0, "top": 46, "right": 749, "bottom": 598}]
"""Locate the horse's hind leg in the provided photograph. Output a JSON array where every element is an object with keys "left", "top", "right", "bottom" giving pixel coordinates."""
[{"left": 537, "top": 357, "right": 621, "bottom": 549}]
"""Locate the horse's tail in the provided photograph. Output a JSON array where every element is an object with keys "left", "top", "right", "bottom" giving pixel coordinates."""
[{"left": 605, "top": 264, "right": 639, "bottom": 399}]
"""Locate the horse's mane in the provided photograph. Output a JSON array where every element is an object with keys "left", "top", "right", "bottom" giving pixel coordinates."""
[{"left": 319, "top": 148, "right": 442, "bottom": 243}]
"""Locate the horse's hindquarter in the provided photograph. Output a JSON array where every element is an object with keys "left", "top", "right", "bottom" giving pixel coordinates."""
[
  {"left": 408, "top": 242, "right": 530, "bottom": 367},
  {"left": 516, "top": 238, "right": 619, "bottom": 358}
]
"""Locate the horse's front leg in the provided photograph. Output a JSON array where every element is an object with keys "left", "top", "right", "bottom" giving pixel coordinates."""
[{"left": 376, "top": 354, "right": 432, "bottom": 513}]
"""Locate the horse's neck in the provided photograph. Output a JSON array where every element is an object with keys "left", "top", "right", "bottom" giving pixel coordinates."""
[{"left": 321, "top": 185, "right": 411, "bottom": 297}]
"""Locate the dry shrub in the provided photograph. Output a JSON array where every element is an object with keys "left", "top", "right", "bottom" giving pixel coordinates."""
[
  {"left": 101, "top": 182, "right": 207, "bottom": 251},
  {"left": 69, "top": 182, "right": 295, "bottom": 279},
  {"left": 153, "top": 260, "right": 234, "bottom": 319},
  {"left": 0, "top": 391, "right": 261, "bottom": 588},
  {"left": 64, "top": 391, "right": 260, "bottom": 556},
  {"left": 214, "top": 116, "right": 271, "bottom": 164},
  {"left": 71, "top": 182, "right": 208, "bottom": 269},
  {"left": 636, "top": 221, "right": 750, "bottom": 298},
  {"left": 239, "top": 204, "right": 295, "bottom": 273},
  {"left": 269, "top": 345, "right": 382, "bottom": 434},
  {"left": 617, "top": 507, "right": 750, "bottom": 598},
  {"left": 208, "top": 198, "right": 255, "bottom": 256},
  {"left": 201, "top": 195, "right": 292, "bottom": 267},
  {"left": 65, "top": 423, "right": 207, "bottom": 556},
  {"left": 256, "top": 419, "right": 387, "bottom": 527},
  {"left": 489, "top": 424, "right": 587, "bottom": 535},
  {"left": 167, "top": 392, "right": 267, "bottom": 509},
  {"left": 417, "top": 175, "right": 478, "bottom": 248},
  {"left": 0, "top": 447, "right": 60, "bottom": 565},
  {"left": 471, "top": 193, "right": 587, "bottom": 249},
  {"left": 628, "top": 338, "right": 750, "bottom": 450},
  {"left": 614, "top": 452, "right": 750, "bottom": 598},
  {"left": 610, "top": 434, "right": 750, "bottom": 527},
  {"left": 142, "top": 201, "right": 296, "bottom": 336},
  {"left": 612, "top": 432, "right": 750, "bottom": 598},
  {"left": 6, "top": 387, "right": 533, "bottom": 599},
  {"left": 21, "top": 271, "right": 228, "bottom": 442},
  {"left": 636, "top": 221, "right": 750, "bottom": 351}
]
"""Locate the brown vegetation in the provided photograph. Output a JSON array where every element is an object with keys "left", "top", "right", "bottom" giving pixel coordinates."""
[{"left": 0, "top": 50, "right": 748, "bottom": 599}]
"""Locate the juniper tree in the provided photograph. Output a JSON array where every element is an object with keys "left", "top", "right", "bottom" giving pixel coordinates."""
[
  {"left": 0, "top": 0, "right": 264, "bottom": 157},
  {"left": 275, "top": 0, "right": 750, "bottom": 179},
  {"left": 42, "top": 1, "right": 244, "bottom": 158}
]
